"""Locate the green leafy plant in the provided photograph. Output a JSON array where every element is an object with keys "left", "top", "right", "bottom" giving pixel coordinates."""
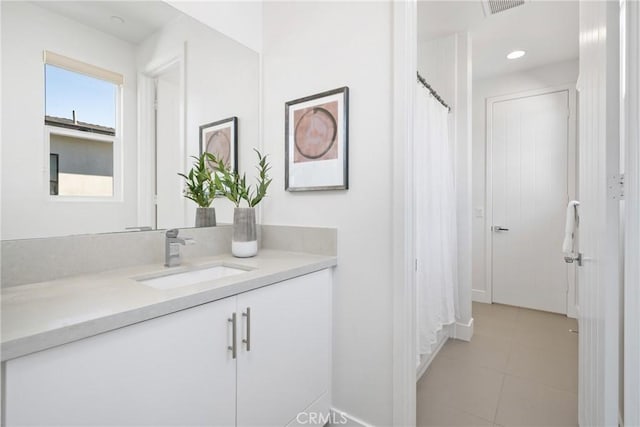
[
  {"left": 246, "top": 150, "right": 272, "bottom": 207},
  {"left": 178, "top": 153, "right": 216, "bottom": 208},
  {"left": 209, "top": 149, "right": 272, "bottom": 208}
]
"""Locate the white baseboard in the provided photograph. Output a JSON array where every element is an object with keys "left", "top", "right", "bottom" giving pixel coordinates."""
[
  {"left": 287, "top": 392, "right": 330, "bottom": 426},
  {"left": 453, "top": 318, "right": 474, "bottom": 342},
  {"left": 329, "top": 408, "right": 374, "bottom": 427},
  {"left": 472, "top": 289, "right": 491, "bottom": 303},
  {"left": 416, "top": 325, "right": 450, "bottom": 380}
]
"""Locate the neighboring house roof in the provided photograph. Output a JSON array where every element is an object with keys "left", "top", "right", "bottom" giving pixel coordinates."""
[{"left": 45, "top": 115, "right": 115, "bottom": 136}]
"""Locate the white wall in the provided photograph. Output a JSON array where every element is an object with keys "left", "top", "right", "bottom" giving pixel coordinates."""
[
  {"left": 418, "top": 35, "right": 456, "bottom": 109},
  {"left": 166, "top": 1, "right": 262, "bottom": 53},
  {"left": 471, "top": 59, "right": 579, "bottom": 301},
  {"left": 1, "top": 1, "right": 138, "bottom": 239},
  {"left": 417, "top": 33, "right": 474, "bottom": 336},
  {"left": 261, "top": 2, "right": 394, "bottom": 424},
  {"left": 137, "top": 13, "right": 260, "bottom": 226},
  {"left": 455, "top": 33, "right": 473, "bottom": 335}
]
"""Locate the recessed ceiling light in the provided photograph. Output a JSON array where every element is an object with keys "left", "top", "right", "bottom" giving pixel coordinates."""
[
  {"left": 507, "top": 50, "right": 526, "bottom": 59},
  {"left": 110, "top": 15, "right": 125, "bottom": 24}
]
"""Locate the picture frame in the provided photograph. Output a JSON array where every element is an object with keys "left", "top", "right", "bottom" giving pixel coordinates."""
[
  {"left": 285, "top": 87, "right": 349, "bottom": 191},
  {"left": 199, "top": 116, "right": 238, "bottom": 173}
]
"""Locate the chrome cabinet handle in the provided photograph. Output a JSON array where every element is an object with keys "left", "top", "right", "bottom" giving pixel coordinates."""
[
  {"left": 493, "top": 226, "right": 510, "bottom": 232},
  {"left": 242, "top": 307, "right": 251, "bottom": 351},
  {"left": 228, "top": 313, "right": 237, "bottom": 359}
]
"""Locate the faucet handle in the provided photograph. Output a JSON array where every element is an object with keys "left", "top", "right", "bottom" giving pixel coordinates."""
[{"left": 166, "top": 229, "right": 179, "bottom": 238}]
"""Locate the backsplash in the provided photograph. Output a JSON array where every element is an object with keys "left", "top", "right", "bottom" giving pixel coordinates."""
[
  {"left": 1, "top": 225, "right": 336, "bottom": 287},
  {"left": 1, "top": 227, "right": 232, "bottom": 288},
  {"left": 261, "top": 225, "right": 337, "bottom": 256}
]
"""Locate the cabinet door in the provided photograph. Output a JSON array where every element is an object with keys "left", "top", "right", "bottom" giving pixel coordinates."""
[
  {"left": 4, "top": 297, "right": 237, "bottom": 426},
  {"left": 236, "top": 269, "right": 331, "bottom": 426}
]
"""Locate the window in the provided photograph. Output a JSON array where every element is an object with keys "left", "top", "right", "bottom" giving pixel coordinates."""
[
  {"left": 49, "top": 153, "right": 59, "bottom": 196},
  {"left": 44, "top": 51, "right": 122, "bottom": 198}
]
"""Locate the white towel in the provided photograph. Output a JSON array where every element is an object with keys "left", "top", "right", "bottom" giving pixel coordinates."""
[{"left": 562, "top": 200, "right": 580, "bottom": 254}]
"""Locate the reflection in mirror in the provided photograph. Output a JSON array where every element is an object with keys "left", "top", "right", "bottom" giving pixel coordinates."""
[
  {"left": 45, "top": 58, "right": 119, "bottom": 197},
  {"left": 1, "top": 1, "right": 259, "bottom": 240}
]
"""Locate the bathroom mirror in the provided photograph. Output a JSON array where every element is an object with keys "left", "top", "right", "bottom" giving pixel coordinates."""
[{"left": 1, "top": 1, "right": 259, "bottom": 240}]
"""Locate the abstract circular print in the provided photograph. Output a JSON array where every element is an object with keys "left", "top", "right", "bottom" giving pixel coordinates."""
[
  {"left": 293, "top": 101, "right": 339, "bottom": 163},
  {"left": 205, "top": 128, "right": 231, "bottom": 169}
]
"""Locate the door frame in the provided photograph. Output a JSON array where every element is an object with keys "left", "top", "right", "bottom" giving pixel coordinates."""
[
  {"left": 391, "top": 1, "right": 417, "bottom": 425},
  {"left": 623, "top": 0, "right": 640, "bottom": 424},
  {"left": 484, "top": 84, "right": 578, "bottom": 317},
  {"left": 137, "top": 45, "right": 187, "bottom": 229}
]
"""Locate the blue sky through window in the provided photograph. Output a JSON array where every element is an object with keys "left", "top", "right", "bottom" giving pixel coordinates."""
[{"left": 45, "top": 65, "right": 116, "bottom": 128}]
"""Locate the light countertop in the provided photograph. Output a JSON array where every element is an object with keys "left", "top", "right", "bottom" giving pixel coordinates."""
[{"left": 1, "top": 250, "right": 336, "bottom": 361}]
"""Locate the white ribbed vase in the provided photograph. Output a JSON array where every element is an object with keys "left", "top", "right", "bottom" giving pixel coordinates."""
[{"left": 232, "top": 207, "right": 257, "bottom": 258}]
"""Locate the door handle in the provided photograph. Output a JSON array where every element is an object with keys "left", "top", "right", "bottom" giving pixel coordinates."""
[
  {"left": 228, "top": 313, "right": 237, "bottom": 359},
  {"left": 493, "top": 226, "right": 510, "bottom": 232},
  {"left": 242, "top": 307, "right": 251, "bottom": 351},
  {"left": 564, "top": 252, "right": 583, "bottom": 266}
]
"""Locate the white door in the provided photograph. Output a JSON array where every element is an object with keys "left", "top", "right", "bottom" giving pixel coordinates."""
[
  {"left": 4, "top": 297, "right": 238, "bottom": 426},
  {"left": 155, "top": 63, "right": 184, "bottom": 229},
  {"left": 490, "top": 90, "right": 570, "bottom": 314},
  {"left": 577, "top": 1, "right": 621, "bottom": 425},
  {"left": 236, "top": 270, "right": 331, "bottom": 427}
]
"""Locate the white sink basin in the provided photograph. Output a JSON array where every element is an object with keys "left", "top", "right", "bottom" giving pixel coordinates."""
[{"left": 136, "top": 265, "right": 249, "bottom": 290}]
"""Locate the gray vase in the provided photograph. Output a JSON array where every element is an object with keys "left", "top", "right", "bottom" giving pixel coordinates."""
[
  {"left": 232, "top": 207, "right": 257, "bottom": 257},
  {"left": 195, "top": 207, "right": 217, "bottom": 227}
]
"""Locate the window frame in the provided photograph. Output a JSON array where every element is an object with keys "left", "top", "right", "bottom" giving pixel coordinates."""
[{"left": 43, "top": 54, "right": 123, "bottom": 202}]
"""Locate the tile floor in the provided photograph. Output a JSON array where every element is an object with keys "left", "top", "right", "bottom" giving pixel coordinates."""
[{"left": 417, "top": 302, "right": 578, "bottom": 427}]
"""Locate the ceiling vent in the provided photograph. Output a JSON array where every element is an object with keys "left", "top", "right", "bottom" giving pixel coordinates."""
[{"left": 482, "top": 0, "right": 526, "bottom": 16}]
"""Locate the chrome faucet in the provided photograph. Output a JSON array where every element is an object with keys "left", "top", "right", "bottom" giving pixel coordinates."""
[{"left": 165, "top": 229, "right": 196, "bottom": 267}]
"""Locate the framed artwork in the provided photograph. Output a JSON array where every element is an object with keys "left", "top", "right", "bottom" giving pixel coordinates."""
[
  {"left": 199, "top": 117, "right": 238, "bottom": 172},
  {"left": 285, "top": 87, "right": 349, "bottom": 191}
]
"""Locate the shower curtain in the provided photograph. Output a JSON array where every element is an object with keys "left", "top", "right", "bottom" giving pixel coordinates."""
[{"left": 414, "top": 82, "right": 458, "bottom": 361}]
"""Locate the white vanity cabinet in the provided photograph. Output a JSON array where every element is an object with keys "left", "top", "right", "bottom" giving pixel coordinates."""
[
  {"left": 3, "top": 269, "right": 332, "bottom": 427},
  {"left": 236, "top": 269, "right": 331, "bottom": 426},
  {"left": 4, "top": 295, "right": 238, "bottom": 426}
]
